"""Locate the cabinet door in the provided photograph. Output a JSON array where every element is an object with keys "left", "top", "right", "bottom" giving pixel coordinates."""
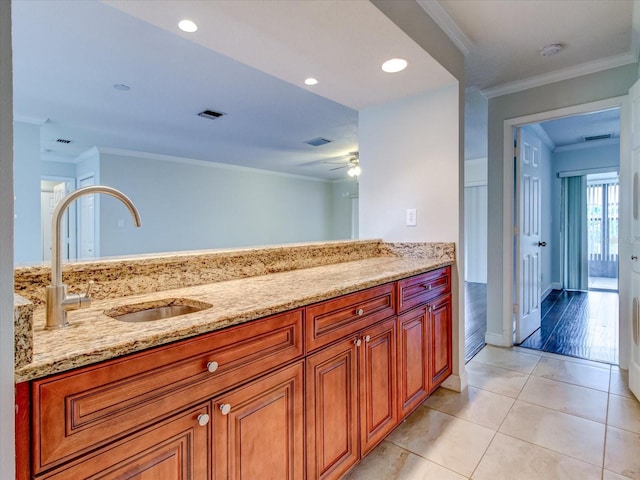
[
  {"left": 213, "top": 361, "right": 304, "bottom": 480},
  {"left": 397, "top": 306, "right": 429, "bottom": 418},
  {"left": 428, "top": 293, "right": 453, "bottom": 392},
  {"left": 359, "top": 317, "right": 397, "bottom": 455},
  {"left": 42, "top": 403, "right": 211, "bottom": 480},
  {"left": 306, "top": 338, "right": 359, "bottom": 480}
]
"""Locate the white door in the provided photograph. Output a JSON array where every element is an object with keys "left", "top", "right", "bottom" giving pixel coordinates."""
[
  {"left": 628, "top": 79, "right": 640, "bottom": 400},
  {"left": 515, "top": 127, "right": 543, "bottom": 343},
  {"left": 78, "top": 175, "right": 95, "bottom": 259},
  {"left": 52, "top": 182, "right": 70, "bottom": 260}
]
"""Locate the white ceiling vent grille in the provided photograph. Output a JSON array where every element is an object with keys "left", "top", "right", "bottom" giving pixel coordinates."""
[
  {"left": 584, "top": 133, "right": 613, "bottom": 142},
  {"left": 55, "top": 138, "right": 72, "bottom": 144},
  {"left": 304, "top": 137, "right": 332, "bottom": 147},
  {"left": 198, "top": 109, "right": 225, "bottom": 120}
]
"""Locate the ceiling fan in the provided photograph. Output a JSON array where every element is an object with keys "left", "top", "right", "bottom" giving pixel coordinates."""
[{"left": 299, "top": 151, "right": 361, "bottom": 176}]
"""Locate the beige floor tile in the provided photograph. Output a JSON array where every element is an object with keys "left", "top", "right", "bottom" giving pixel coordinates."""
[
  {"left": 344, "top": 440, "right": 466, "bottom": 480},
  {"left": 604, "top": 426, "right": 640, "bottom": 479},
  {"left": 387, "top": 407, "right": 494, "bottom": 477},
  {"left": 611, "top": 369, "right": 635, "bottom": 398},
  {"left": 424, "top": 385, "right": 514, "bottom": 430},
  {"left": 608, "top": 394, "right": 640, "bottom": 434},
  {"left": 538, "top": 350, "right": 612, "bottom": 369},
  {"left": 499, "top": 400, "right": 605, "bottom": 466},
  {"left": 472, "top": 345, "right": 540, "bottom": 373},
  {"left": 533, "top": 356, "right": 611, "bottom": 392},
  {"left": 472, "top": 433, "right": 602, "bottom": 480},
  {"left": 466, "top": 361, "right": 529, "bottom": 398},
  {"left": 604, "top": 470, "right": 636, "bottom": 480},
  {"left": 518, "top": 375, "right": 608, "bottom": 423}
]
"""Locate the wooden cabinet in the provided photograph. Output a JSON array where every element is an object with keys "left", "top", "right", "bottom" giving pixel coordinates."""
[
  {"left": 397, "top": 268, "right": 453, "bottom": 417},
  {"left": 19, "top": 266, "right": 454, "bottom": 480},
  {"left": 213, "top": 361, "right": 304, "bottom": 480},
  {"left": 306, "top": 317, "right": 397, "bottom": 480},
  {"left": 40, "top": 402, "right": 211, "bottom": 479},
  {"left": 428, "top": 293, "right": 453, "bottom": 392},
  {"left": 397, "top": 306, "right": 430, "bottom": 418}
]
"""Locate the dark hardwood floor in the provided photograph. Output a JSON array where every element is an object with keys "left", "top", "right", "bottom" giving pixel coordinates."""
[
  {"left": 465, "top": 282, "right": 487, "bottom": 362},
  {"left": 519, "top": 289, "right": 619, "bottom": 364}
]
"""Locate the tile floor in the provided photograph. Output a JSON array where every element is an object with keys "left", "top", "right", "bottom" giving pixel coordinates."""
[{"left": 345, "top": 345, "right": 640, "bottom": 480}]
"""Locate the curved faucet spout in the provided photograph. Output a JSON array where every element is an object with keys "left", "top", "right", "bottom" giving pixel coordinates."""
[{"left": 47, "top": 185, "right": 142, "bottom": 328}]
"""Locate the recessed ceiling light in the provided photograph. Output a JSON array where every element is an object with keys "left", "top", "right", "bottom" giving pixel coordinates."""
[
  {"left": 304, "top": 78, "right": 319, "bottom": 86},
  {"left": 539, "top": 43, "right": 563, "bottom": 57},
  {"left": 178, "top": 19, "right": 198, "bottom": 33},
  {"left": 381, "top": 58, "right": 408, "bottom": 73},
  {"left": 113, "top": 84, "right": 130, "bottom": 91}
]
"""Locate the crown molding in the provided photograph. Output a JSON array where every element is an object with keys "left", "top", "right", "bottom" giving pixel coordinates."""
[
  {"left": 13, "top": 114, "right": 48, "bottom": 126},
  {"left": 416, "top": 0, "right": 473, "bottom": 56},
  {"left": 529, "top": 124, "right": 555, "bottom": 151},
  {"left": 98, "top": 147, "right": 331, "bottom": 183},
  {"left": 554, "top": 137, "right": 620, "bottom": 153},
  {"left": 482, "top": 51, "right": 638, "bottom": 98}
]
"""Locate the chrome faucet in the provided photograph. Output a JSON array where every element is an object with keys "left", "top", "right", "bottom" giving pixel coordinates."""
[{"left": 46, "top": 185, "right": 142, "bottom": 329}]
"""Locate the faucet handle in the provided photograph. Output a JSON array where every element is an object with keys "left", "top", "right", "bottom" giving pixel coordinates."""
[{"left": 78, "top": 280, "right": 94, "bottom": 309}]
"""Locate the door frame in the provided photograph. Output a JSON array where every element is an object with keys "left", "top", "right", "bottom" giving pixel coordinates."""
[
  {"left": 40, "top": 175, "right": 77, "bottom": 261},
  {"left": 501, "top": 95, "right": 630, "bottom": 367}
]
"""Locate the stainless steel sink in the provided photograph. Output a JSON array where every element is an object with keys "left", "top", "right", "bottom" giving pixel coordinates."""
[{"left": 105, "top": 298, "right": 212, "bottom": 323}]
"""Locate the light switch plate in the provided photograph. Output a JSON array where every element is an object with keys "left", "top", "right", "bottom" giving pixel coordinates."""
[{"left": 406, "top": 208, "right": 417, "bottom": 226}]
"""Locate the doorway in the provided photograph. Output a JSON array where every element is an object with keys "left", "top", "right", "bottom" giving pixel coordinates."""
[
  {"left": 511, "top": 106, "right": 621, "bottom": 364},
  {"left": 40, "top": 177, "right": 76, "bottom": 262}
]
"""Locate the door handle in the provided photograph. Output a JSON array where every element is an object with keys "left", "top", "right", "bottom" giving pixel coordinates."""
[{"left": 538, "top": 241, "right": 547, "bottom": 247}]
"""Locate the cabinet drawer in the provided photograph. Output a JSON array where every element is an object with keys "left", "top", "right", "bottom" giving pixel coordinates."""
[
  {"left": 40, "top": 402, "right": 211, "bottom": 480},
  {"left": 396, "top": 266, "right": 451, "bottom": 313},
  {"left": 305, "top": 283, "right": 395, "bottom": 352},
  {"left": 32, "top": 309, "right": 303, "bottom": 474}
]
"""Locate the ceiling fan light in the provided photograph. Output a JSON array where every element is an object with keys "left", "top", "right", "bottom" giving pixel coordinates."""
[
  {"left": 352, "top": 165, "right": 361, "bottom": 176},
  {"left": 347, "top": 167, "right": 355, "bottom": 177}
]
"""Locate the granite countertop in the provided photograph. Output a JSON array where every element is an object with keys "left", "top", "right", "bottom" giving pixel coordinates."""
[{"left": 15, "top": 255, "right": 452, "bottom": 383}]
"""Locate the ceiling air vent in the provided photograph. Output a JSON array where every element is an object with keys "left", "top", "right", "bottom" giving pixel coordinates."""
[
  {"left": 304, "top": 137, "right": 332, "bottom": 147},
  {"left": 55, "top": 138, "right": 72, "bottom": 144},
  {"left": 584, "top": 133, "right": 612, "bottom": 142},
  {"left": 198, "top": 109, "right": 225, "bottom": 120}
]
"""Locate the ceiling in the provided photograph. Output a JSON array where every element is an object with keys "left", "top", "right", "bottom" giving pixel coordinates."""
[
  {"left": 11, "top": 0, "right": 454, "bottom": 180},
  {"left": 12, "top": 1, "right": 636, "bottom": 176},
  {"left": 538, "top": 108, "right": 620, "bottom": 148},
  {"left": 421, "top": 0, "right": 638, "bottom": 96}
]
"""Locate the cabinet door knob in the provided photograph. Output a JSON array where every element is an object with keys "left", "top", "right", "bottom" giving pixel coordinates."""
[
  {"left": 428, "top": 305, "right": 433, "bottom": 313},
  {"left": 207, "top": 361, "right": 219, "bottom": 373},
  {"left": 219, "top": 403, "right": 232, "bottom": 415},
  {"left": 354, "top": 338, "right": 362, "bottom": 347},
  {"left": 356, "top": 308, "right": 364, "bottom": 316},
  {"left": 364, "top": 335, "right": 371, "bottom": 343},
  {"left": 424, "top": 284, "right": 432, "bottom": 290},
  {"left": 197, "top": 413, "right": 210, "bottom": 426}
]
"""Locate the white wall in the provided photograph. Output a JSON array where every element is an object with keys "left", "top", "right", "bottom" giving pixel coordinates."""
[
  {"left": 486, "top": 64, "right": 637, "bottom": 346},
  {"left": 550, "top": 142, "right": 620, "bottom": 286},
  {"left": 359, "top": 83, "right": 463, "bottom": 388},
  {"left": 330, "top": 179, "right": 358, "bottom": 240},
  {"left": 464, "top": 157, "right": 487, "bottom": 283},
  {"left": 465, "top": 89, "right": 488, "bottom": 161},
  {"left": 0, "top": 1, "right": 14, "bottom": 476},
  {"left": 359, "top": 85, "right": 459, "bottom": 242},
  {"left": 13, "top": 122, "right": 40, "bottom": 264},
  {"left": 98, "top": 152, "right": 341, "bottom": 256}
]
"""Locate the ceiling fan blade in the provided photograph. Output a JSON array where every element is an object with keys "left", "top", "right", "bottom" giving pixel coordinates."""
[{"left": 329, "top": 165, "right": 349, "bottom": 171}]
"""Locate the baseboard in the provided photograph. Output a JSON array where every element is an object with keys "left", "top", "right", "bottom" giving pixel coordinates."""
[
  {"left": 630, "top": 358, "right": 640, "bottom": 399},
  {"left": 552, "top": 282, "right": 562, "bottom": 291},
  {"left": 541, "top": 285, "right": 553, "bottom": 300},
  {"left": 485, "top": 331, "right": 512, "bottom": 347},
  {"left": 441, "top": 371, "right": 467, "bottom": 393}
]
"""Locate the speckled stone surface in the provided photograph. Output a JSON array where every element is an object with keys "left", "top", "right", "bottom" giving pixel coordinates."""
[
  {"left": 14, "top": 240, "right": 390, "bottom": 307},
  {"left": 14, "top": 294, "right": 33, "bottom": 369},
  {"left": 14, "top": 240, "right": 456, "bottom": 382}
]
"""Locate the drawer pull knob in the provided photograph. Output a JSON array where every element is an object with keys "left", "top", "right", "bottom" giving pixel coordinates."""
[
  {"left": 354, "top": 338, "right": 362, "bottom": 347},
  {"left": 428, "top": 306, "right": 433, "bottom": 313},
  {"left": 219, "top": 403, "right": 232, "bottom": 415},
  {"left": 197, "top": 413, "right": 210, "bottom": 426},
  {"left": 356, "top": 308, "right": 364, "bottom": 316},
  {"left": 424, "top": 284, "right": 432, "bottom": 290},
  {"left": 364, "top": 335, "right": 371, "bottom": 343},
  {"left": 207, "top": 361, "right": 219, "bottom": 373}
]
